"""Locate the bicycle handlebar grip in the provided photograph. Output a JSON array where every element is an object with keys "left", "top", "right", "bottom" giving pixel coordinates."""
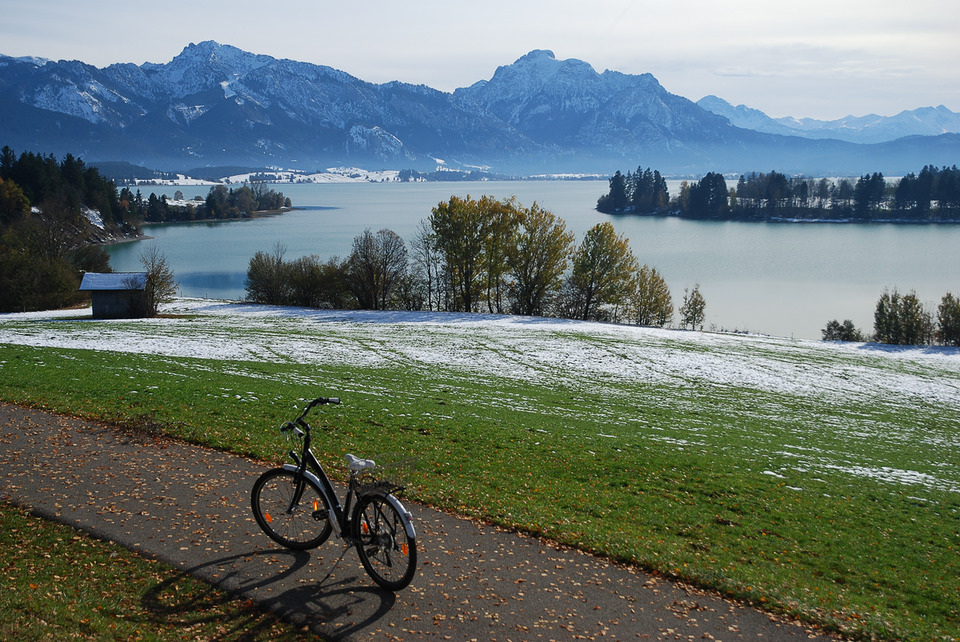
[{"left": 328, "top": 397, "right": 341, "bottom": 405}]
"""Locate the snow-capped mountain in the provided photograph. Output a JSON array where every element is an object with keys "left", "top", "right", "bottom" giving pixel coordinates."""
[
  {"left": 0, "top": 42, "right": 539, "bottom": 170},
  {"left": 1, "top": 41, "right": 957, "bottom": 175},
  {"left": 698, "top": 95, "right": 960, "bottom": 144},
  {"left": 455, "top": 50, "right": 732, "bottom": 152}
]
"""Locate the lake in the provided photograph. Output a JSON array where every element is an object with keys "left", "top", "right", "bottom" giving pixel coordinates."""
[{"left": 107, "top": 180, "right": 960, "bottom": 340}]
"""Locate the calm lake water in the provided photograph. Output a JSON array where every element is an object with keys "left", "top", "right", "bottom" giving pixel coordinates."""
[{"left": 107, "top": 180, "right": 960, "bottom": 340}]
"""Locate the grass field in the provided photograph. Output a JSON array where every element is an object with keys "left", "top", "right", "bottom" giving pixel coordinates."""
[
  {"left": 1, "top": 299, "right": 958, "bottom": 640},
  {"left": 0, "top": 503, "right": 317, "bottom": 640}
]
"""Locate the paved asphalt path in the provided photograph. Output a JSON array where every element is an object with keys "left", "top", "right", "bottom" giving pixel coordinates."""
[{"left": 0, "top": 403, "right": 837, "bottom": 640}]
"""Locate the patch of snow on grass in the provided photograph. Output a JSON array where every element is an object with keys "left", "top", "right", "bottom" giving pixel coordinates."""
[
  {"left": 2, "top": 299, "right": 958, "bottom": 407},
  {"left": 2, "top": 298, "right": 958, "bottom": 493}
]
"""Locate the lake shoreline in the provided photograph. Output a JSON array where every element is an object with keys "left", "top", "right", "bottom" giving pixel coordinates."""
[
  {"left": 106, "top": 180, "right": 960, "bottom": 340},
  {"left": 607, "top": 212, "right": 960, "bottom": 225}
]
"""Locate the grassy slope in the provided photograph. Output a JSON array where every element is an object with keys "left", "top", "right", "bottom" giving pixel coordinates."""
[{"left": 0, "top": 300, "right": 958, "bottom": 640}]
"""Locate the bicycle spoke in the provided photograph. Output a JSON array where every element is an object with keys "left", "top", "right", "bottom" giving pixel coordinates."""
[
  {"left": 354, "top": 494, "right": 416, "bottom": 590},
  {"left": 251, "top": 469, "right": 332, "bottom": 550}
]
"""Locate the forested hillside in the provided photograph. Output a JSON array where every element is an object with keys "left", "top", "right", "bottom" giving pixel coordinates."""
[
  {"left": 0, "top": 147, "right": 128, "bottom": 312},
  {"left": 0, "top": 145, "right": 290, "bottom": 312}
]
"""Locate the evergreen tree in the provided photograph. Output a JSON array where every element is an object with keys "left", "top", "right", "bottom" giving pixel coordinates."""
[
  {"left": 874, "top": 288, "right": 933, "bottom": 345},
  {"left": 0, "top": 146, "right": 15, "bottom": 175},
  {"left": 0, "top": 178, "right": 30, "bottom": 226},
  {"left": 854, "top": 173, "right": 886, "bottom": 220},
  {"left": 894, "top": 173, "right": 918, "bottom": 214},
  {"left": 939, "top": 166, "right": 960, "bottom": 215},
  {"left": 821, "top": 319, "right": 864, "bottom": 342},
  {"left": 764, "top": 171, "right": 791, "bottom": 211},
  {"left": 937, "top": 293, "right": 960, "bottom": 346},
  {"left": 597, "top": 170, "right": 630, "bottom": 213},
  {"left": 915, "top": 165, "right": 936, "bottom": 218},
  {"left": 685, "top": 173, "right": 728, "bottom": 218}
]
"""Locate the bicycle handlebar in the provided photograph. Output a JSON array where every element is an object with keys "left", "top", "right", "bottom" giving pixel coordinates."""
[{"left": 281, "top": 396, "right": 341, "bottom": 433}]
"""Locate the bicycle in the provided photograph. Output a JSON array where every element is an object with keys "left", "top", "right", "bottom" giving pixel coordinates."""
[{"left": 250, "top": 396, "right": 418, "bottom": 590}]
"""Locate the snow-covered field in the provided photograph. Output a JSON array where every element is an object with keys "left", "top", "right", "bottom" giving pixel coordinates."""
[
  {"left": 127, "top": 167, "right": 402, "bottom": 189},
  {"left": 2, "top": 298, "right": 959, "bottom": 494},
  {"left": 3, "top": 298, "right": 957, "bottom": 402}
]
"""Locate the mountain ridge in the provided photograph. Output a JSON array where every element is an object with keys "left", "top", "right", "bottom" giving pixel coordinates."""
[
  {"left": 1, "top": 41, "right": 957, "bottom": 175},
  {"left": 697, "top": 95, "right": 960, "bottom": 144}
]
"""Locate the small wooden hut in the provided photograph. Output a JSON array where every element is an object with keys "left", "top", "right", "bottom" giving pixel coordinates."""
[{"left": 79, "top": 272, "right": 148, "bottom": 319}]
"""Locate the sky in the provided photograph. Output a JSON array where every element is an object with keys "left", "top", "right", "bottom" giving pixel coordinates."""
[{"left": 1, "top": 0, "right": 958, "bottom": 121}]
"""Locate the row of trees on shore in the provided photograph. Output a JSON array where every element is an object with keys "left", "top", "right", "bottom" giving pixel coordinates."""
[
  {"left": 244, "top": 192, "right": 958, "bottom": 345},
  {"left": 244, "top": 190, "right": 958, "bottom": 345},
  {"left": 824, "top": 289, "right": 960, "bottom": 346},
  {"left": 246, "top": 195, "right": 709, "bottom": 329},
  {"left": 599, "top": 164, "right": 960, "bottom": 222},
  {"left": 123, "top": 181, "right": 291, "bottom": 223}
]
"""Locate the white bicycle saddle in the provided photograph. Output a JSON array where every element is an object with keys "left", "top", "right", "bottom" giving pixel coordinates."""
[{"left": 345, "top": 453, "right": 376, "bottom": 472}]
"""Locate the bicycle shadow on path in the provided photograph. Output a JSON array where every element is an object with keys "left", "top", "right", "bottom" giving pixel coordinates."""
[
  {"left": 0, "top": 403, "right": 836, "bottom": 641},
  {"left": 157, "top": 549, "right": 396, "bottom": 638}
]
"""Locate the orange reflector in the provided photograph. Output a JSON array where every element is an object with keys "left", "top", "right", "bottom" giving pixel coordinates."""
[
  {"left": 401, "top": 543, "right": 409, "bottom": 556},
  {"left": 362, "top": 523, "right": 369, "bottom": 534},
  {"left": 313, "top": 500, "right": 319, "bottom": 511},
  {"left": 264, "top": 513, "right": 273, "bottom": 524}
]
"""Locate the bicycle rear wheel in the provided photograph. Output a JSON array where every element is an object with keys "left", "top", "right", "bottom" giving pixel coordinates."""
[
  {"left": 251, "top": 468, "right": 332, "bottom": 550},
  {"left": 353, "top": 493, "right": 417, "bottom": 590}
]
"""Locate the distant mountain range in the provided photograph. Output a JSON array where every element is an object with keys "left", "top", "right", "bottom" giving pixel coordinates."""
[
  {"left": 696, "top": 96, "right": 960, "bottom": 144},
  {"left": 1, "top": 41, "right": 958, "bottom": 176}
]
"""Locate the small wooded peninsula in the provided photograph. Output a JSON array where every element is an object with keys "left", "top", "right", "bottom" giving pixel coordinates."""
[{"left": 597, "top": 165, "right": 960, "bottom": 222}]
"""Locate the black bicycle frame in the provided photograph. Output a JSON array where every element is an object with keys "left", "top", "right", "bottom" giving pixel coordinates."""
[{"left": 285, "top": 418, "right": 356, "bottom": 539}]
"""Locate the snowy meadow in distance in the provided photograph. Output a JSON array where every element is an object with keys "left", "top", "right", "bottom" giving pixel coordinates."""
[{"left": 2, "top": 298, "right": 958, "bottom": 496}]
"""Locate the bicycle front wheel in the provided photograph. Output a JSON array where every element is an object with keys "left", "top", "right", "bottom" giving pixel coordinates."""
[
  {"left": 251, "top": 468, "right": 332, "bottom": 550},
  {"left": 353, "top": 493, "right": 417, "bottom": 590}
]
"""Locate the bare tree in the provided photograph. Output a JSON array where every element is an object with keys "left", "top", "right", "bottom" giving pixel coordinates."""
[
  {"left": 347, "top": 229, "right": 408, "bottom": 310},
  {"left": 138, "top": 244, "right": 177, "bottom": 316},
  {"left": 411, "top": 220, "right": 442, "bottom": 311}
]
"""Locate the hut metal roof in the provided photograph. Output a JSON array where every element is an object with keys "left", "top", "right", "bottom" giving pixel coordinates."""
[{"left": 79, "top": 272, "right": 147, "bottom": 291}]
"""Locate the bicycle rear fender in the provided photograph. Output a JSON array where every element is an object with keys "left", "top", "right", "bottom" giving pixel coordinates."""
[
  {"left": 281, "top": 463, "right": 341, "bottom": 536},
  {"left": 382, "top": 492, "right": 417, "bottom": 539}
]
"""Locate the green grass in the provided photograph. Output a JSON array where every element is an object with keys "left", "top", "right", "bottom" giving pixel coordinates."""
[
  {"left": 0, "top": 305, "right": 958, "bottom": 640},
  {"left": 0, "top": 502, "right": 318, "bottom": 641}
]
